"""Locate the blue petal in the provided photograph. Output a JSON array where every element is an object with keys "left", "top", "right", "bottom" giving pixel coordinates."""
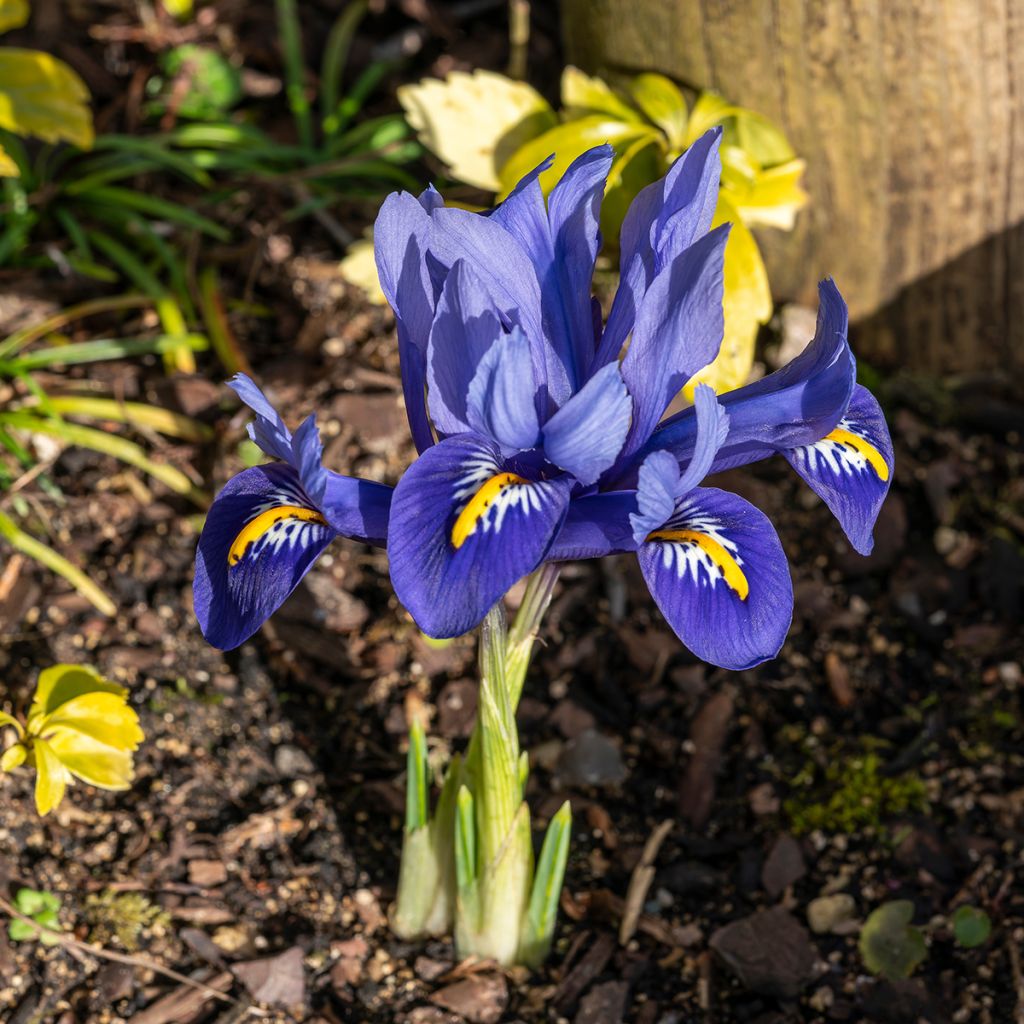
[
  {"left": 228, "top": 375, "right": 332, "bottom": 505},
  {"left": 388, "top": 434, "right": 571, "bottom": 637},
  {"left": 426, "top": 260, "right": 507, "bottom": 436},
  {"left": 228, "top": 373, "right": 294, "bottom": 464},
  {"left": 675, "top": 384, "right": 729, "bottom": 495},
  {"left": 595, "top": 129, "right": 722, "bottom": 371},
  {"left": 784, "top": 384, "right": 893, "bottom": 555},
  {"left": 637, "top": 486, "right": 793, "bottom": 670},
  {"left": 466, "top": 327, "right": 541, "bottom": 450},
  {"left": 629, "top": 450, "right": 679, "bottom": 544},
  {"left": 547, "top": 146, "right": 613, "bottom": 391},
  {"left": 374, "top": 190, "right": 439, "bottom": 452},
  {"left": 194, "top": 463, "right": 337, "bottom": 650},
  {"left": 547, "top": 491, "right": 641, "bottom": 561},
  {"left": 428, "top": 206, "right": 548, "bottom": 386},
  {"left": 618, "top": 225, "right": 729, "bottom": 460},
  {"left": 542, "top": 361, "right": 632, "bottom": 486},
  {"left": 320, "top": 470, "right": 393, "bottom": 544},
  {"left": 640, "top": 279, "right": 855, "bottom": 477}
]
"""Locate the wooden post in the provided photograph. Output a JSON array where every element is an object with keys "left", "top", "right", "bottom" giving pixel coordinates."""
[{"left": 562, "top": 0, "right": 1024, "bottom": 375}]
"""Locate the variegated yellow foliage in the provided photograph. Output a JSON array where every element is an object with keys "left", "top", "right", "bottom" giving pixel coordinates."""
[
  {"left": 0, "top": 664, "right": 144, "bottom": 816},
  {"left": 398, "top": 69, "right": 556, "bottom": 192},
  {"left": 399, "top": 66, "right": 806, "bottom": 396},
  {"left": 0, "top": 1, "right": 94, "bottom": 160},
  {"left": 0, "top": 49, "right": 94, "bottom": 150},
  {"left": 0, "top": 0, "right": 28, "bottom": 33}
]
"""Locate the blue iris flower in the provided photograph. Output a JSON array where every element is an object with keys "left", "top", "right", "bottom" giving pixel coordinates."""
[{"left": 195, "top": 128, "right": 893, "bottom": 668}]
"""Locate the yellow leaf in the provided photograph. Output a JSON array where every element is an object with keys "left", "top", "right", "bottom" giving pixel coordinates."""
[
  {"left": 561, "top": 66, "right": 642, "bottom": 123},
  {"left": 1, "top": 743, "right": 26, "bottom": 772},
  {"left": 684, "top": 91, "right": 740, "bottom": 147},
  {"left": 0, "top": 48, "right": 94, "bottom": 149},
  {"left": 46, "top": 731, "right": 135, "bottom": 790},
  {"left": 37, "top": 691, "right": 144, "bottom": 751},
  {"left": 629, "top": 73, "right": 688, "bottom": 150},
  {"left": 162, "top": 0, "right": 193, "bottom": 19},
  {"left": 726, "top": 158, "right": 808, "bottom": 231},
  {"left": 0, "top": 0, "right": 28, "bottom": 33},
  {"left": 0, "top": 140, "right": 18, "bottom": 176},
  {"left": 732, "top": 108, "right": 796, "bottom": 167},
  {"left": 29, "top": 663, "right": 125, "bottom": 723},
  {"left": 497, "top": 116, "right": 660, "bottom": 201},
  {"left": 0, "top": 709, "right": 23, "bottom": 738},
  {"left": 32, "top": 738, "right": 71, "bottom": 816},
  {"left": 399, "top": 70, "right": 555, "bottom": 192},
  {"left": 339, "top": 236, "right": 387, "bottom": 305},
  {"left": 684, "top": 194, "right": 772, "bottom": 398}
]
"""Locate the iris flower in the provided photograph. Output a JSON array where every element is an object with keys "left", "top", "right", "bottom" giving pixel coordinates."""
[{"left": 195, "top": 128, "right": 892, "bottom": 669}]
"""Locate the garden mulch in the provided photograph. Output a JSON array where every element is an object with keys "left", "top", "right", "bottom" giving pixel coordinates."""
[{"left": 1, "top": 3, "right": 1023, "bottom": 1023}]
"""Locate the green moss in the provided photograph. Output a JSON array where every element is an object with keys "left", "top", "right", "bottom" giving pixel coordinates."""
[
  {"left": 84, "top": 890, "right": 169, "bottom": 951},
  {"left": 785, "top": 751, "right": 928, "bottom": 836}
]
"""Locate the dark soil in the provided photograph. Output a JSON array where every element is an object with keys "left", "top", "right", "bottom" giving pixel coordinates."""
[{"left": 1, "top": 3, "right": 1022, "bottom": 1023}]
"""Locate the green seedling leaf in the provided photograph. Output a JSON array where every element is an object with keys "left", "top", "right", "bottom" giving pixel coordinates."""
[
  {"left": 859, "top": 900, "right": 927, "bottom": 980},
  {"left": 157, "top": 45, "right": 242, "bottom": 120},
  {"left": 10, "top": 888, "right": 62, "bottom": 945},
  {"left": 519, "top": 800, "right": 572, "bottom": 968},
  {"left": 454, "top": 785, "right": 476, "bottom": 891},
  {"left": 952, "top": 905, "right": 991, "bottom": 949},
  {"left": 405, "top": 719, "right": 429, "bottom": 833}
]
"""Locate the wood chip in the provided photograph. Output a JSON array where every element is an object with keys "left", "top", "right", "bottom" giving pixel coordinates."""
[
  {"left": 232, "top": 946, "right": 306, "bottom": 1009},
  {"left": 619, "top": 819, "right": 674, "bottom": 945},
  {"left": 429, "top": 973, "right": 508, "bottom": 1024},
  {"left": 679, "top": 688, "right": 735, "bottom": 828},
  {"left": 128, "top": 970, "right": 233, "bottom": 1024}
]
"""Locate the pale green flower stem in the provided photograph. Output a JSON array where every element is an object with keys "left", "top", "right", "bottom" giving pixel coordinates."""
[{"left": 393, "top": 563, "right": 571, "bottom": 968}]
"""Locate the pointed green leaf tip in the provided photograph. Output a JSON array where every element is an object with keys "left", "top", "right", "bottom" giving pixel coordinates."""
[
  {"left": 454, "top": 785, "right": 477, "bottom": 891},
  {"left": 519, "top": 800, "right": 572, "bottom": 968},
  {"left": 405, "top": 719, "right": 429, "bottom": 833}
]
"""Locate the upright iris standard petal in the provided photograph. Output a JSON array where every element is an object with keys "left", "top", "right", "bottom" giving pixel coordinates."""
[
  {"left": 596, "top": 128, "right": 723, "bottom": 370},
  {"left": 639, "top": 279, "right": 854, "bottom": 477},
  {"left": 428, "top": 207, "right": 550, "bottom": 392},
  {"left": 466, "top": 328, "right": 541, "bottom": 450},
  {"left": 546, "top": 146, "right": 612, "bottom": 389},
  {"left": 374, "top": 190, "right": 439, "bottom": 452},
  {"left": 541, "top": 362, "right": 632, "bottom": 486},
  {"left": 618, "top": 225, "right": 730, "bottom": 461},
  {"left": 784, "top": 384, "right": 893, "bottom": 555},
  {"left": 637, "top": 486, "right": 793, "bottom": 670},
  {"left": 194, "top": 463, "right": 338, "bottom": 650},
  {"left": 388, "top": 434, "right": 571, "bottom": 638},
  {"left": 427, "top": 260, "right": 508, "bottom": 435}
]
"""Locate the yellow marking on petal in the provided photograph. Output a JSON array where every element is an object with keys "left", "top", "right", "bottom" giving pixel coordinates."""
[
  {"left": 228, "top": 505, "right": 327, "bottom": 566},
  {"left": 451, "top": 472, "right": 528, "bottom": 550},
  {"left": 647, "top": 528, "right": 750, "bottom": 600},
  {"left": 824, "top": 428, "right": 889, "bottom": 481}
]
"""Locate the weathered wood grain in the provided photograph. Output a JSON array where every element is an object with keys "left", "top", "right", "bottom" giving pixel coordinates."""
[{"left": 562, "top": 0, "right": 1024, "bottom": 373}]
